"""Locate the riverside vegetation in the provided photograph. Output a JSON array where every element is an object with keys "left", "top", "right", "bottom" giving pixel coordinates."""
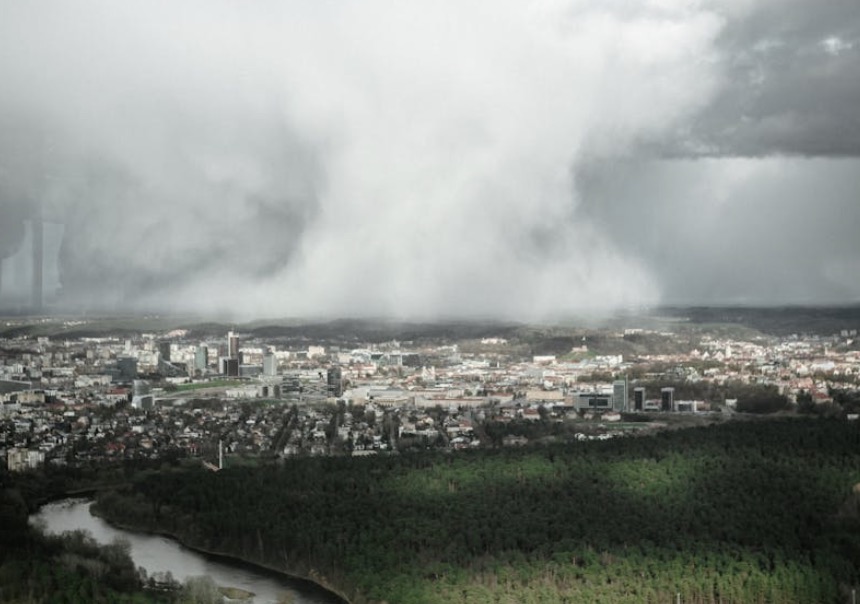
[
  {"left": 91, "top": 418, "right": 860, "bottom": 604},
  {"left": 0, "top": 497, "right": 255, "bottom": 604},
  {"left": 0, "top": 461, "right": 245, "bottom": 603}
]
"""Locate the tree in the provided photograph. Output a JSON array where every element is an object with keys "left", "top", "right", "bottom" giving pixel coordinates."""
[
  {"left": 182, "top": 575, "right": 222, "bottom": 604},
  {"left": 796, "top": 390, "right": 815, "bottom": 414}
]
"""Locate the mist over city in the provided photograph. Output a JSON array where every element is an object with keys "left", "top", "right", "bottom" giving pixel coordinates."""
[{"left": 1, "top": 0, "right": 858, "bottom": 320}]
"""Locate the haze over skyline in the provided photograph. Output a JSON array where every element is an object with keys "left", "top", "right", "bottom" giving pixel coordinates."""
[{"left": 1, "top": 0, "right": 858, "bottom": 320}]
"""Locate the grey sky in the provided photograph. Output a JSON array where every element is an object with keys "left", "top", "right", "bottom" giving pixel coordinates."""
[{"left": 0, "top": 0, "right": 858, "bottom": 319}]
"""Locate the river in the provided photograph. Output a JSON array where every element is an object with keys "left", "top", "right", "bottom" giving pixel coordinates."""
[{"left": 32, "top": 499, "right": 345, "bottom": 604}]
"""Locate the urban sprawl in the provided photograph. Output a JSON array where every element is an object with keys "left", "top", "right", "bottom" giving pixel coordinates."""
[{"left": 3, "top": 321, "right": 860, "bottom": 472}]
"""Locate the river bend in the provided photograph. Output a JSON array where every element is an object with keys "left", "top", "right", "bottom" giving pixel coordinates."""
[{"left": 32, "top": 499, "right": 344, "bottom": 604}]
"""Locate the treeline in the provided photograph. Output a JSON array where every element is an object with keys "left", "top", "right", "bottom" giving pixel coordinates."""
[
  {"left": 0, "top": 493, "right": 230, "bottom": 604},
  {"left": 830, "top": 389, "right": 860, "bottom": 414},
  {"left": 0, "top": 460, "right": 227, "bottom": 604},
  {"left": 94, "top": 419, "right": 860, "bottom": 603},
  {"left": 0, "top": 482, "right": 155, "bottom": 603}
]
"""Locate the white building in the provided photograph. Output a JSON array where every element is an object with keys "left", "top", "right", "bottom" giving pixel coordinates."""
[{"left": 6, "top": 447, "right": 45, "bottom": 472}]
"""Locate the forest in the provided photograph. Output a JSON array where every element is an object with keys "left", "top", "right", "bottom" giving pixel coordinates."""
[{"left": 92, "top": 418, "right": 860, "bottom": 604}]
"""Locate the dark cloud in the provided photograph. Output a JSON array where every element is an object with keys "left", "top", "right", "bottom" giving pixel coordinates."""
[{"left": 663, "top": 0, "right": 860, "bottom": 157}]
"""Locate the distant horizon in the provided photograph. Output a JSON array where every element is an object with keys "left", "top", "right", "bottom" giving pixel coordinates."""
[
  {"left": 3, "top": 301, "right": 860, "bottom": 319},
  {"left": 4, "top": 299, "right": 860, "bottom": 316},
  {"left": 0, "top": 303, "right": 860, "bottom": 331}
]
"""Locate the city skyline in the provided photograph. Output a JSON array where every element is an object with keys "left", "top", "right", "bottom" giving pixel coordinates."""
[{"left": 1, "top": 0, "right": 858, "bottom": 319}]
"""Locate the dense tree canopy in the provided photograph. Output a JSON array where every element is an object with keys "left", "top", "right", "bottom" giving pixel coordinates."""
[{"left": 94, "top": 419, "right": 860, "bottom": 604}]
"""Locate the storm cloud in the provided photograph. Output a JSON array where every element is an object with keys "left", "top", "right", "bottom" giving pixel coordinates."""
[{"left": 1, "top": 0, "right": 858, "bottom": 318}]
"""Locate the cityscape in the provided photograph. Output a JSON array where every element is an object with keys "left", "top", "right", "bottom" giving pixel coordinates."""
[
  {"left": 3, "top": 0, "right": 860, "bottom": 601},
  {"left": 3, "top": 317, "right": 859, "bottom": 472}
]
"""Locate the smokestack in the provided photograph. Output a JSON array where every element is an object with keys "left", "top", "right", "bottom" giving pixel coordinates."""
[{"left": 31, "top": 216, "right": 43, "bottom": 313}]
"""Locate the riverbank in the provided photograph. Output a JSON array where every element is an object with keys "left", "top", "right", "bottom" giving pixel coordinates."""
[
  {"left": 26, "top": 483, "right": 128, "bottom": 511},
  {"left": 88, "top": 501, "right": 354, "bottom": 604}
]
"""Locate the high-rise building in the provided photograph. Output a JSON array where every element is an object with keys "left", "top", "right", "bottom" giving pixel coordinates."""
[
  {"left": 633, "top": 387, "right": 646, "bottom": 411},
  {"left": 115, "top": 357, "right": 138, "bottom": 382},
  {"left": 227, "top": 331, "right": 239, "bottom": 359},
  {"left": 327, "top": 366, "right": 343, "bottom": 397},
  {"left": 220, "top": 357, "right": 239, "bottom": 377},
  {"left": 263, "top": 349, "right": 277, "bottom": 376},
  {"left": 613, "top": 379, "right": 628, "bottom": 412},
  {"left": 661, "top": 387, "right": 675, "bottom": 412},
  {"left": 194, "top": 346, "right": 209, "bottom": 372},
  {"left": 157, "top": 341, "right": 171, "bottom": 362}
]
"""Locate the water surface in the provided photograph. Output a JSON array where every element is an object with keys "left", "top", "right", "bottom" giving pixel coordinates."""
[{"left": 33, "top": 499, "right": 344, "bottom": 604}]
